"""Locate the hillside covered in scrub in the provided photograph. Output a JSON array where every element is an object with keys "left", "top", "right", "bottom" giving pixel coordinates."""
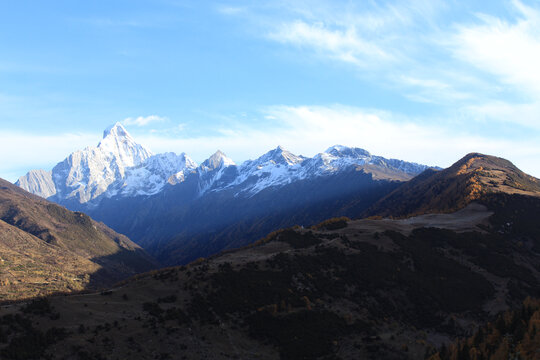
[{"left": 1, "top": 190, "right": 540, "bottom": 359}]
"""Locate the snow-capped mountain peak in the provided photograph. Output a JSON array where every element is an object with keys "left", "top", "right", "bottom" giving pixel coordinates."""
[
  {"left": 18, "top": 123, "right": 157, "bottom": 204},
  {"left": 97, "top": 122, "right": 152, "bottom": 168},
  {"left": 102, "top": 122, "right": 129, "bottom": 139},
  {"left": 200, "top": 150, "right": 235, "bottom": 171},
  {"left": 18, "top": 131, "right": 434, "bottom": 205},
  {"left": 324, "top": 145, "right": 370, "bottom": 159},
  {"left": 258, "top": 146, "right": 305, "bottom": 166},
  {"left": 112, "top": 152, "right": 198, "bottom": 196}
]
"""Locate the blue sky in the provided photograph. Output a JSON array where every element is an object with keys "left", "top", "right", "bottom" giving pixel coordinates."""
[{"left": 1, "top": 0, "right": 540, "bottom": 181}]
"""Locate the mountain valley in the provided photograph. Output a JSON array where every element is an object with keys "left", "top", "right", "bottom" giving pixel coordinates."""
[
  {"left": 1, "top": 151, "right": 540, "bottom": 359},
  {"left": 17, "top": 123, "right": 434, "bottom": 265}
]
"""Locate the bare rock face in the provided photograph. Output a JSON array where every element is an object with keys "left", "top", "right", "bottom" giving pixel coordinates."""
[{"left": 16, "top": 169, "right": 56, "bottom": 198}]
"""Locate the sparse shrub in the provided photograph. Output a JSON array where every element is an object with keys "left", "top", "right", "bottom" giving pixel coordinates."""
[
  {"left": 312, "top": 217, "right": 350, "bottom": 231},
  {"left": 21, "top": 298, "right": 52, "bottom": 315},
  {"left": 157, "top": 295, "right": 177, "bottom": 303},
  {"left": 142, "top": 302, "right": 163, "bottom": 318}
]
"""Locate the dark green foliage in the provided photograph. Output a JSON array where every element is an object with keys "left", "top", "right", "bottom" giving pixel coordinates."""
[
  {"left": 200, "top": 228, "right": 494, "bottom": 341},
  {"left": 388, "top": 229, "right": 495, "bottom": 313},
  {"left": 208, "top": 263, "right": 303, "bottom": 316},
  {"left": 152, "top": 269, "right": 177, "bottom": 281},
  {"left": 187, "top": 294, "right": 217, "bottom": 324},
  {"left": 21, "top": 297, "right": 52, "bottom": 315},
  {"left": 163, "top": 308, "right": 190, "bottom": 325},
  {"left": 274, "top": 229, "right": 322, "bottom": 249},
  {"left": 142, "top": 302, "right": 163, "bottom": 318},
  {"left": 0, "top": 313, "right": 67, "bottom": 360},
  {"left": 481, "top": 193, "right": 540, "bottom": 250},
  {"left": 247, "top": 310, "right": 348, "bottom": 359},
  {"left": 157, "top": 295, "right": 177, "bottom": 303}
]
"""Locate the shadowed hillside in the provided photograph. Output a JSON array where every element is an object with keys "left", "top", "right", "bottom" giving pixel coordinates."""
[
  {"left": 1, "top": 153, "right": 539, "bottom": 359},
  {"left": 1, "top": 190, "right": 539, "bottom": 359},
  {"left": 0, "top": 178, "right": 158, "bottom": 301}
]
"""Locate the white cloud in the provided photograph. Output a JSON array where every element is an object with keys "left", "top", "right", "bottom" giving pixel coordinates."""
[
  {"left": 216, "top": 5, "right": 246, "bottom": 15},
  {"left": 235, "top": 1, "right": 482, "bottom": 106},
  {"left": 269, "top": 20, "right": 393, "bottom": 67},
  {"left": 137, "top": 105, "right": 540, "bottom": 177},
  {"left": 149, "top": 123, "right": 186, "bottom": 134},
  {"left": 228, "top": 0, "right": 540, "bottom": 126},
  {"left": 466, "top": 101, "right": 540, "bottom": 129},
  {"left": 452, "top": 0, "right": 540, "bottom": 97},
  {"left": 445, "top": 0, "right": 540, "bottom": 129},
  {"left": 123, "top": 115, "right": 167, "bottom": 127},
  {"left": 400, "top": 76, "right": 473, "bottom": 103},
  {"left": 0, "top": 131, "right": 99, "bottom": 182},
  {"left": 3, "top": 105, "right": 539, "bottom": 183}
]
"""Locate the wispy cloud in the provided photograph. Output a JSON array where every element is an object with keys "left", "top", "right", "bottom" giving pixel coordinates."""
[
  {"left": 222, "top": 0, "right": 540, "bottom": 128},
  {"left": 137, "top": 105, "right": 540, "bottom": 177},
  {"left": 216, "top": 5, "right": 246, "bottom": 15},
  {"left": 268, "top": 20, "right": 393, "bottom": 67},
  {"left": 447, "top": 0, "right": 540, "bottom": 128},
  {"left": 4, "top": 105, "right": 540, "bottom": 182},
  {"left": 221, "top": 0, "right": 472, "bottom": 104},
  {"left": 0, "top": 131, "right": 99, "bottom": 182},
  {"left": 123, "top": 115, "right": 167, "bottom": 127},
  {"left": 149, "top": 123, "right": 186, "bottom": 134},
  {"left": 451, "top": 0, "right": 540, "bottom": 97}
]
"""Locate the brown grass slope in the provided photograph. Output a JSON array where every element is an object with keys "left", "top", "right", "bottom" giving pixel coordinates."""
[
  {"left": 365, "top": 153, "right": 540, "bottom": 218},
  {"left": 0, "top": 178, "right": 157, "bottom": 301}
]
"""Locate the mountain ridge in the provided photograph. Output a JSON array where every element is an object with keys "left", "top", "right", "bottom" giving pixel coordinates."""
[
  {"left": 15, "top": 124, "right": 437, "bottom": 265},
  {"left": 365, "top": 152, "right": 540, "bottom": 219},
  {"left": 16, "top": 124, "right": 435, "bottom": 205},
  {"left": 2, "top": 179, "right": 540, "bottom": 359}
]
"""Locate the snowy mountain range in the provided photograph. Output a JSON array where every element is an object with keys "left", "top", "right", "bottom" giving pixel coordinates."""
[{"left": 17, "top": 122, "right": 432, "bottom": 205}]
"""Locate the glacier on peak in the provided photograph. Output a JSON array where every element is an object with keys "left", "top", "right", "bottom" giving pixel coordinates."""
[
  {"left": 103, "top": 122, "right": 129, "bottom": 139},
  {"left": 17, "top": 129, "right": 434, "bottom": 206},
  {"left": 112, "top": 152, "right": 198, "bottom": 197},
  {"left": 17, "top": 123, "right": 191, "bottom": 204},
  {"left": 195, "top": 151, "right": 238, "bottom": 194},
  {"left": 325, "top": 145, "right": 371, "bottom": 159},
  {"left": 97, "top": 122, "right": 152, "bottom": 168},
  {"left": 200, "top": 150, "right": 235, "bottom": 171},
  {"left": 224, "top": 144, "right": 432, "bottom": 196},
  {"left": 255, "top": 146, "right": 305, "bottom": 166}
]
